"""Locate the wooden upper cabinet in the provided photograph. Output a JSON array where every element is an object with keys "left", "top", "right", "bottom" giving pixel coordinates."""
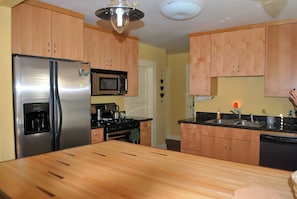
[
  {"left": 265, "top": 23, "right": 297, "bottom": 97},
  {"left": 211, "top": 31, "right": 238, "bottom": 76},
  {"left": 211, "top": 27, "right": 265, "bottom": 77},
  {"left": 83, "top": 24, "right": 139, "bottom": 96},
  {"left": 12, "top": 3, "right": 52, "bottom": 57},
  {"left": 125, "top": 38, "right": 139, "bottom": 96},
  {"left": 84, "top": 26, "right": 124, "bottom": 70},
  {"left": 51, "top": 11, "right": 83, "bottom": 60},
  {"left": 237, "top": 27, "right": 265, "bottom": 76},
  {"left": 103, "top": 33, "right": 124, "bottom": 70},
  {"left": 189, "top": 34, "right": 217, "bottom": 95},
  {"left": 12, "top": 2, "right": 84, "bottom": 61},
  {"left": 83, "top": 27, "right": 102, "bottom": 67}
]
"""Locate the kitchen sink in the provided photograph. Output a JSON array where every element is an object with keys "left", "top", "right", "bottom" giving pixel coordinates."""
[{"left": 205, "top": 118, "right": 266, "bottom": 128}]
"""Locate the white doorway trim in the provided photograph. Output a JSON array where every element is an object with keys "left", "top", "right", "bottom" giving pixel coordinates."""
[
  {"left": 138, "top": 59, "right": 157, "bottom": 147},
  {"left": 186, "top": 64, "right": 194, "bottom": 118}
]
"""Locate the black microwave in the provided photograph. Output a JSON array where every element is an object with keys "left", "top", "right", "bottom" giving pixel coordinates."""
[{"left": 91, "top": 69, "right": 128, "bottom": 96}]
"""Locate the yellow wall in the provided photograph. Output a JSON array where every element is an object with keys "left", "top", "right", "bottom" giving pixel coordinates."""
[
  {"left": 196, "top": 77, "right": 294, "bottom": 117},
  {"left": 138, "top": 43, "right": 167, "bottom": 146},
  {"left": 0, "top": 6, "right": 15, "bottom": 161},
  {"left": 167, "top": 53, "right": 189, "bottom": 138}
]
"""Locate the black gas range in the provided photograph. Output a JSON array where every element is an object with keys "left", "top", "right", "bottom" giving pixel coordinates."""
[
  {"left": 91, "top": 103, "right": 140, "bottom": 143},
  {"left": 96, "top": 118, "right": 140, "bottom": 133},
  {"left": 94, "top": 118, "right": 140, "bottom": 143}
]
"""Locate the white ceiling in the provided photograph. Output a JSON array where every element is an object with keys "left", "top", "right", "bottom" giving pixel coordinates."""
[{"left": 39, "top": 0, "right": 297, "bottom": 54}]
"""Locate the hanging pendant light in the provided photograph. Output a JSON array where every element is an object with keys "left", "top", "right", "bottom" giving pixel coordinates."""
[{"left": 95, "top": 0, "right": 144, "bottom": 34}]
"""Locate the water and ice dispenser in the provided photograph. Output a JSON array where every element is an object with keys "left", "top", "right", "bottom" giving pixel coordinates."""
[{"left": 23, "top": 103, "right": 50, "bottom": 134}]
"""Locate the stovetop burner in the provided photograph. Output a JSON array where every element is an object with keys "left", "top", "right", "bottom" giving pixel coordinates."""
[{"left": 94, "top": 118, "right": 140, "bottom": 133}]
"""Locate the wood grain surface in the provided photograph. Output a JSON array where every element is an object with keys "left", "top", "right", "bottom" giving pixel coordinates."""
[{"left": 0, "top": 141, "right": 294, "bottom": 198}]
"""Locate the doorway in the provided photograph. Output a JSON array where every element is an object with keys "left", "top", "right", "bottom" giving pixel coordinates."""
[
  {"left": 124, "top": 60, "right": 156, "bottom": 146},
  {"left": 186, "top": 64, "right": 195, "bottom": 118}
]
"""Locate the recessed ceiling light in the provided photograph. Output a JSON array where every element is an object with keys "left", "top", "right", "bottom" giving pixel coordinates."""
[{"left": 160, "top": 0, "right": 203, "bottom": 20}]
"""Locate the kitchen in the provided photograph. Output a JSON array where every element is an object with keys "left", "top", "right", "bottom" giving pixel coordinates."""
[
  {"left": 1, "top": 0, "right": 297, "bottom": 197},
  {"left": 1, "top": 0, "right": 296, "bottom": 160}
]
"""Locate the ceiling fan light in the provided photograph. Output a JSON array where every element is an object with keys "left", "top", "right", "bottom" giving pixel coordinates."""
[{"left": 160, "top": 0, "right": 203, "bottom": 20}]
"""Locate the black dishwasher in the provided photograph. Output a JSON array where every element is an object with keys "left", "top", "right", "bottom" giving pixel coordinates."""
[{"left": 260, "top": 134, "right": 297, "bottom": 171}]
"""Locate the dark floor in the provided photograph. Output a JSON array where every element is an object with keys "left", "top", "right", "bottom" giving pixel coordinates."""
[{"left": 166, "top": 139, "right": 180, "bottom": 152}]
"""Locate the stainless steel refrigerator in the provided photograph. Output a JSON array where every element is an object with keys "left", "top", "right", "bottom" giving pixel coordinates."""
[{"left": 13, "top": 55, "right": 91, "bottom": 158}]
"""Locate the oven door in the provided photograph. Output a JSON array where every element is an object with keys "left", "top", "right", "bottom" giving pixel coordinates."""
[{"left": 105, "top": 128, "right": 140, "bottom": 144}]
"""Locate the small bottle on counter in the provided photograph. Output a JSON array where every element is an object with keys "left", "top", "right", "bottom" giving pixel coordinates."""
[
  {"left": 280, "top": 114, "right": 283, "bottom": 130},
  {"left": 217, "top": 111, "right": 221, "bottom": 120}
]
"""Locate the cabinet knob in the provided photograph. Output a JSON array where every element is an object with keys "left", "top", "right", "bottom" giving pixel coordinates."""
[{"left": 53, "top": 43, "right": 57, "bottom": 53}]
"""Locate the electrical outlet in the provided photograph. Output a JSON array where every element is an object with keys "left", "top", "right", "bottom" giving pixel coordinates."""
[{"left": 288, "top": 109, "right": 295, "bottom": 117}]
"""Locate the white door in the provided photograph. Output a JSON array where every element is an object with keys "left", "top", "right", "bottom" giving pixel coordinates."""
[
  {"left": 124, "top": 60, "right": 156, "bottom": 146},
  {"left": 125, "top": 67, "right": 151, "bottom": 117}
]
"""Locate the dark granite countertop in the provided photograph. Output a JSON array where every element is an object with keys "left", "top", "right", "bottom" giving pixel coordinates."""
[
  {"left": 91, "top": 117, "right": 153, "bottom": 129},
  {"left": 178, "top": 112, "right": 297, "bottom": 137}
]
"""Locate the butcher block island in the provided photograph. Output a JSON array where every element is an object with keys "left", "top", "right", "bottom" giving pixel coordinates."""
[{"left": 0, "top": 141, "right": 294, "bottom": 199}]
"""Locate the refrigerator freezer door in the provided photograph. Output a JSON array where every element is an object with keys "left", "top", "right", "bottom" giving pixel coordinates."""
[
  {"left": 56, "top": 61, "right": 91, "bottom": 149},
  {"left": 13, "top": 56, "right": 53, "bottom": 158}
]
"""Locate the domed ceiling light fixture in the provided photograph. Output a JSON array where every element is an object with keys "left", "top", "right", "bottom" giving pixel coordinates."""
[
  {"left": 95, "top": 0, "right": 144, "bottom": 34},
  {"left": 160, "top": 0, "right": 203, "bottom": 20}
]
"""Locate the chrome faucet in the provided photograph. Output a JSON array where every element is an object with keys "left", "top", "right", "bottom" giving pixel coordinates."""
[{"left": 230, "top": 110, "right": 241, "bottom": 120}]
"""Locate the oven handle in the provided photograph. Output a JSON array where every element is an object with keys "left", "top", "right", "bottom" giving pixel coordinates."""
[
  {"left": 107, "top": 129, "right": 132, "bottom": 135},
  {"left": 109, "top": 135, "right": 129, "bottom": 140}
]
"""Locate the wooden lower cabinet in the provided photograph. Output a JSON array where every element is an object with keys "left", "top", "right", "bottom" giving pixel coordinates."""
[
  {"left": 140, "top": 121, "right": 151, "bottom": 146},
  {"left": 200, "top": 125, "right": 260, "bottom": 165},
  {"left": 181, "top": 123, "right": 260, "bottom": 166},
  {"left": 91, "top": 128, "right": 104, "bottom": 144},
  {"left": 180, "top": 123, "right": 201, "bottom": 155}
]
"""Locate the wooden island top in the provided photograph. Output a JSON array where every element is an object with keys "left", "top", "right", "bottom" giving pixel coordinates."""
[{"left": 0, "top": 140, "right": 295, "bottom": 198}]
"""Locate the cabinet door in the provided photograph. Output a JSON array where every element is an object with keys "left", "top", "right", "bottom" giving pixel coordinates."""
[
  {"left": 211, "top": 31, "right": 238, "bottom": 77},
  {"left": 201, "top": 125, "right": 226, "bottom": 159},
  {"left": 231, "top": 139, "right": 259, "bottom": 165},
  {"left": 104, "top": 33, "right": 122, "bottom": 70},
  {"left": 237, "top": 27, "right": 265, "bottom": 76},
  {"left": 265, "top": 23, "right": 297, "bottom": 97},
  {"left": 190, "top": 35, "right": 217, "bottom": 95},
  {"left": 226, "top": 128, "right": 260, "bottom": 165},
  {"left": 140, "top": 121, "right": 151, "bottom": 146},
  {"left": 83, "top": 27, "right": 102, "bottom": 67},
  {"left": 51, "top": 11, "right": 83, "bottom": 60},
  {"left": 12, "top": 3, "right": 51, "bottom": 57},
  {"left": 91, "top": 128, "right": 104, "bottom": 144},
  {"left": 180, "top": 123, "right": 200, "bottom": 155},
  {"left": 125, "top": 38, "right": 139, "bottom": 96}
]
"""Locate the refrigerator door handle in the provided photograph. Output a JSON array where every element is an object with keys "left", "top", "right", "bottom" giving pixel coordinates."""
[{"left": 53, "top": 61, "right": 63, "bottom": 150}]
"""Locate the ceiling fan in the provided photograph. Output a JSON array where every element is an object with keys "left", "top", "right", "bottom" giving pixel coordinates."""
[{"left": 255, "top": 0, "right": 288, "bottom": 18}]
